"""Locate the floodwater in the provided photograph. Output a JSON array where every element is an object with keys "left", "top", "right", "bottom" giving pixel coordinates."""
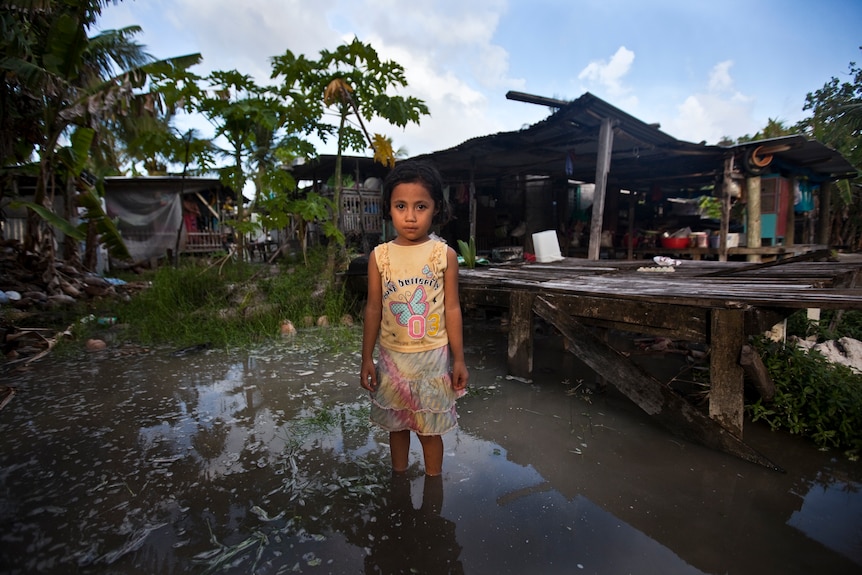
[{"left": 1, "top": 318, "right": 860, "bottom": 575}]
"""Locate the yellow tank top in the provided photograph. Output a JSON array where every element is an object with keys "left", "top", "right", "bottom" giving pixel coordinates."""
[{"left": 374, "top": 240, "right": 448, "bottom": 352}]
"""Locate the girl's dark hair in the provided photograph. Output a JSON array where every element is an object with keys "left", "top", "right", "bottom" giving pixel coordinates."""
[{"left": 380, "top": 160, "right": 451, "bottom": 225}]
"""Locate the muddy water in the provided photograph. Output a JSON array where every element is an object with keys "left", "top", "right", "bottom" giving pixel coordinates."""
[{"left": 1, "top": 320, "right": 860, "bottom": 575}]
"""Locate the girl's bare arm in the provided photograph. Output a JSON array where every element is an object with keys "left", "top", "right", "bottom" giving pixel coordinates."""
[{"left": 361, "top": 252, "right": 382, "bottom": 391}]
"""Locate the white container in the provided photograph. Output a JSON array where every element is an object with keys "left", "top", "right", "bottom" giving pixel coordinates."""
[
  {"left": 690, "top": 232, "right": 709, "bottom": 248},
  {"left": 532, "top": 230, "right": 564, "bottom": 262},
  {"left": 708, "top": 232, "right": 740, "bottom": 248}
]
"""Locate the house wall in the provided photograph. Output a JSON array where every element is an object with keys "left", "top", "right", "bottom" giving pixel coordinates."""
[{"left": 750, "top": 176, "right": 791, "bottom": 245}]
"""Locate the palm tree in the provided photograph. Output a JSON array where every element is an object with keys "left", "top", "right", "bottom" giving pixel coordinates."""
[{"left": 1, "top": 0, "right": 200, "bottom": 282}]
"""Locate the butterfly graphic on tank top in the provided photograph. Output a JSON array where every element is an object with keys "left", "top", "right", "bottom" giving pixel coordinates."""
[{"left": 389, "top": 287, "right": 429, "bottom": 338}]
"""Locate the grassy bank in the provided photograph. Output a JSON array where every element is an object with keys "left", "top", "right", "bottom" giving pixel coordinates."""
[{"left": 99, "top": 247, "right": 358, "bottom": 349}]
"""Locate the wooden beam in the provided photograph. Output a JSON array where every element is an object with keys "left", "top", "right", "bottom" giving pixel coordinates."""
[
  {"left": 533, "top": 295, "right": 783, "bottom": 471},
  {"left": 195, "top": 191, "right": 220, "bottom": 220},
  {"left": 461, "top": 287, "right": 510, "bottom": 308},
  {"left": 546, "top": 295, "right": 708, "bottom": 342}
]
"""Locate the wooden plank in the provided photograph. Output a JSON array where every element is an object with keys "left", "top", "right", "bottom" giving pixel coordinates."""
[
  {"left": 533, "top": 296, "right": 783, "bottom": 471},
  {"left": 709, "top": 309, "right": 746, "bottom": 437},
  {"left": 461, "top": 287, "right": 510, "bottom": 308},
  {"left": 702, "top": 248, "right": 834, "bottom": 277},
  {"left": 507, "top": 291, "right": 534, "bottom": 379}
]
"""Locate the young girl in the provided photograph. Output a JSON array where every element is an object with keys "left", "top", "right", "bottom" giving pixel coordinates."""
[{"left": 360, "top": 160, "right": 468, "bottom": 477}]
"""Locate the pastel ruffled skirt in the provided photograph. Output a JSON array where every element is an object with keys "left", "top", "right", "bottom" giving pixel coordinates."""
[{"left": 370, "top": 345, "right": 465, "bottom": 436}]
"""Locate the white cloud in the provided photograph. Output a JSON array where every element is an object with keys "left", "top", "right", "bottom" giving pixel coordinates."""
[
  {"left": 165, "top": 0, "right": 338, "bottom": 83},
  {"left": 708, "top": 60, "right": 735, "bottom": 93},
  {"left": 349, "top": 37, "right": 497, "bottom": 156},
  {"left": 578, "top": 46, "right": 636, "bottom": 100},
  {"left": 122, "top": 0, "right": 520, "bottom": 154},
  {"left": 663, "top": 60, "right": 757, "bottom": 144},
  {"left": 325, "top": 0, "right": 524, "bottom": 153}
]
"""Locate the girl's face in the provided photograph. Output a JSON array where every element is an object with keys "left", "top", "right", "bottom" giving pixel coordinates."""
[{"left": 389, "top": 182, "right": 437, "bottom": 245}]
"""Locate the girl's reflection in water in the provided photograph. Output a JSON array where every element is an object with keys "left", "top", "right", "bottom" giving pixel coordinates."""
[{"left": 365, "top": 473, "right": 464, "bottom": 574}]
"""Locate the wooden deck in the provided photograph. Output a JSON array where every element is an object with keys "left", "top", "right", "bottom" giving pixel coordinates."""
[{"left": 458, "top": 250, "right": 862, "bottom": 469}]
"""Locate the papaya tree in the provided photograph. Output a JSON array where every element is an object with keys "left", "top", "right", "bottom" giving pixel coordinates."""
[
  {"left": 189, "top": 69, "right": 299, "bottom": 262},
  {"left": 270, "top": 38, "right": 429, "bottom": 278}
]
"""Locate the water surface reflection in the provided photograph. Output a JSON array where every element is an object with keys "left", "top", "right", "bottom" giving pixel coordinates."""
[{"left": 0, "top": 322, "right": 859, "bottom": 574}]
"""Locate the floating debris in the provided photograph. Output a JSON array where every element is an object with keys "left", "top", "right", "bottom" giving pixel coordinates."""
[{"left": 0, "top": 386, "right": 15, "bottom": 411}]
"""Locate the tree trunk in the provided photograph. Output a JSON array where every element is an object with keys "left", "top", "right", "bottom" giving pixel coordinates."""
[
  {"left": 234, "top": 140, "right": 246, "bottom": 263},
  {"left": 62, "top": 175, "right": 81, "bottom": 268},
  {"left": 325, "top": 110, "right": 348, "bottom": 285}
]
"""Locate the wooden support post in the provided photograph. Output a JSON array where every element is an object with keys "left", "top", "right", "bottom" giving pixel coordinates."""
[
  {"left": 719, "top": 156, "right": 735, "bottom": 262},
  {"left": 588, "top": 117, "right": 614, "bottom": 261},
  {"left": 507, "top": 291, "right": 534, "bottom": 379},
  {"left": 469, "top": 166, "right": 477, "bottom": 242},
  {"left": 709, "top": 309, "right": 746, "bottom": 438},
  {"left": 595, "top": 327, "right": 609, "bottom": 391},
  {"left": 533, "top": 296, "right": 782, "bottom": 471},
  {"left": 818, "top": 180, "right": 832, "bottom": 246},
  {"left": 785, "top": 179, "right": 796, "bottom": 247},
  {"left": 626, "top": 192, "right": 635, "bottom": 260},
  {"left": 746, "top": 176, "right": 762, "bottom": 263}
]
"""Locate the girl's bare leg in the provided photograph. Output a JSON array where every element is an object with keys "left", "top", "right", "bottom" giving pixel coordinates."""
[
  {"left": 389, "top": 430, "right": 411, "bottom": 472},
  {"left": 417, "top": 434, "right": 444, "bottom": 476}
]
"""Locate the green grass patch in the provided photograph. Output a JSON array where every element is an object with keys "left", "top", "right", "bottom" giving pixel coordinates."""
[{"left": 112, "top": 247, "right": 358, "bottom": 349}]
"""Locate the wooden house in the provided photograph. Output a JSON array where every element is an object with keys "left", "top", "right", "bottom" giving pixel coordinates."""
[
  {"left": 103, "top": 176, "right": 236, "bottom": 260},
  {"left": 289, "top": 155, "right": 391, "bottom": 249},
  {"left": 412, "top": 91, "right": 857, "bottom": 262}
]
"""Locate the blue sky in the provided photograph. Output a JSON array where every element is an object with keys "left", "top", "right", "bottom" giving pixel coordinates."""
[{"left": 98, "top": 0, "right": 862, "bottom": 158}]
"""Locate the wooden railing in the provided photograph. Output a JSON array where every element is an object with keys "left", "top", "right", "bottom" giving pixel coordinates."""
[
  {"left": 184, "top": 231, "right": 226, "bottom": 253},
  {"left": 341, "top": 192, "right": 382, "bottom": 233}
]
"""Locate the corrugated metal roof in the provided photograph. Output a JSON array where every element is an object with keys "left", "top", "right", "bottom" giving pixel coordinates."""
[
  {"left": 413, "top": 92, "right": 856, "bottom": 191},
  {"left": 726, "top": 136, "right": 857, "bottom": 181}
]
